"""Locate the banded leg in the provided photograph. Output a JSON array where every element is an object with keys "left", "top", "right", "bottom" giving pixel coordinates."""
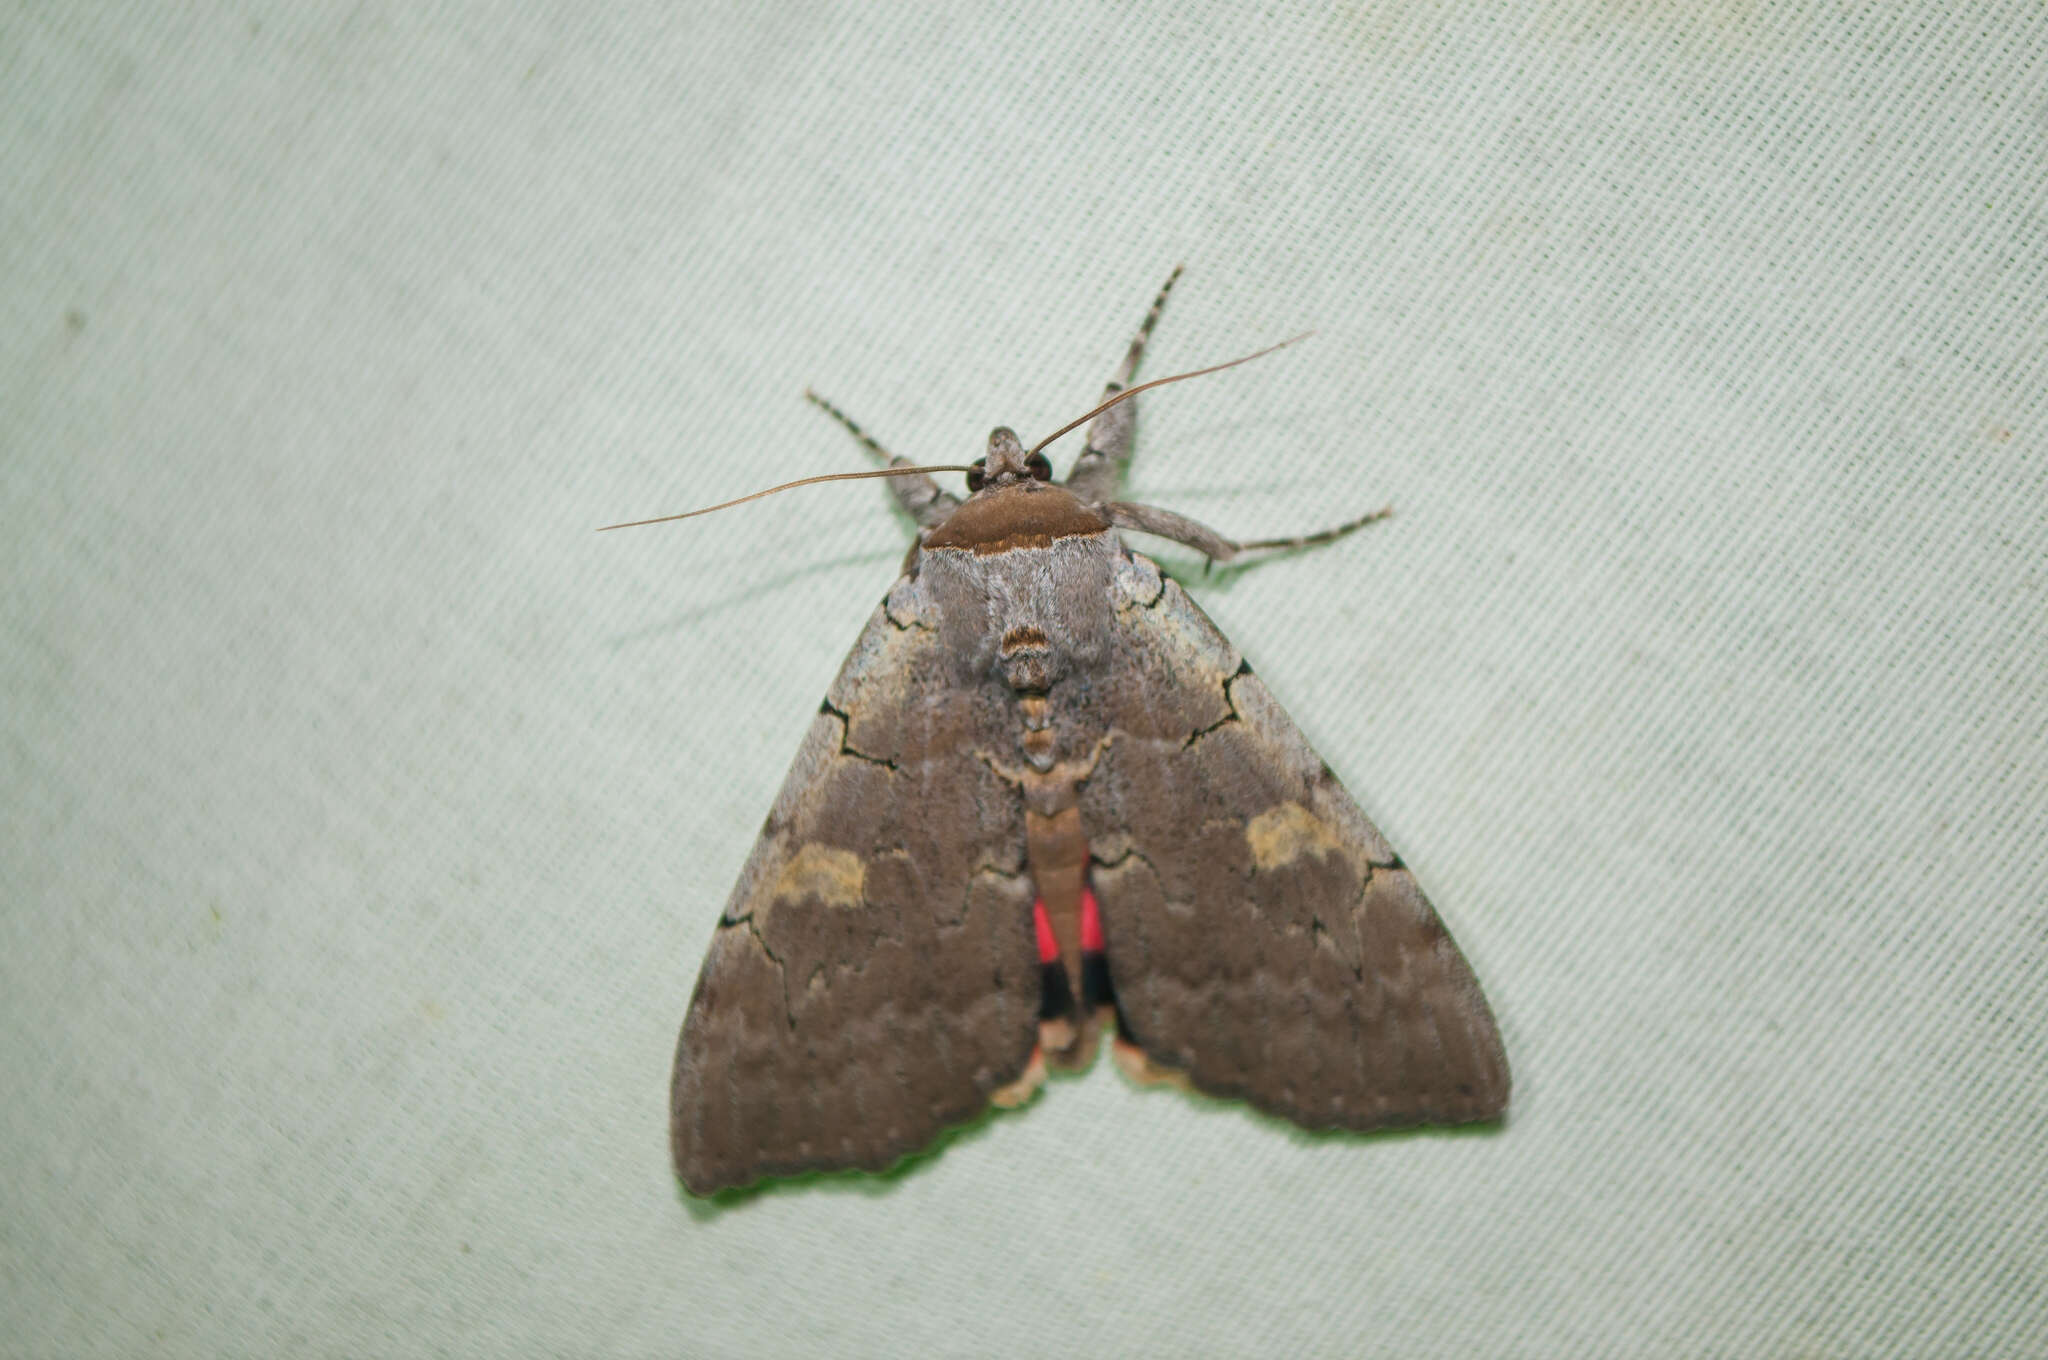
[
  {"left": 1106, "top": 501, "right": 1393, "bottom": 564},
  {"left": 804, "top": 389, "right": 959, "bottom": 530},
  {"left": 1064, "top": 265, "right": 1183, "bottom": 506}
]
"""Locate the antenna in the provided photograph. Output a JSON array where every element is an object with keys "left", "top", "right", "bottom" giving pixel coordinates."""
[{"left": 1026, "top": 332, "right": 1312, "bottom": 457}]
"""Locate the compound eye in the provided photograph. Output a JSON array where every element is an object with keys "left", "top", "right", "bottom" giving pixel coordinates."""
[
  {"left": 966, "top": 460, "right": 986, "bottom": 493},
  {"left": 1025, "top": 451, "right": 1052, "bottom": 481}
]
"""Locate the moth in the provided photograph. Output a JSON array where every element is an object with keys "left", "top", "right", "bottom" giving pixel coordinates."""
[{"left": 638, "top": 269, "right": 1509, "bottom": 1196}]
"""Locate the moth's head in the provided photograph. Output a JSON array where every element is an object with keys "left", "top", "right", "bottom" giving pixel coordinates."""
[
  {"left": 964, "top": 427, "right": 1053, "bottom": 495},
  {"left": 920, "top": 426, "right": 1105, "bottom": 552}
]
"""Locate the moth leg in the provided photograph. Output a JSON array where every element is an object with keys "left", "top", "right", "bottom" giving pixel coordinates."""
[
  {"left": 804, "top": 388, "right": 960, "bottom": 530},
  {"left": 1030, "top": 894, "right": 1104, "bottom": 1072},
  {"left": 990, "top": 1046, "right": 1048, "bottom": 1108},
  {"left": 1106, "top": 501, "right": 1393, "bottom": 563},
  {"left": 1064, "top": 264, "right": 1183, "bottom": 505},
  {"left": 989, "top": 895, "right": 1073, "bottom": 1108},
  {"left": 1111, "top": 1040, "right": 1194, "bottom": 1092}
]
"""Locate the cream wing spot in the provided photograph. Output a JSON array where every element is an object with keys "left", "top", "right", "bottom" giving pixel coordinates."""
[
  {"left": 771, "top": 843, "right": 867, "bottom": 910},
  {"left": 1245, "top": 801, "right": 1349, "bottom": 871}
]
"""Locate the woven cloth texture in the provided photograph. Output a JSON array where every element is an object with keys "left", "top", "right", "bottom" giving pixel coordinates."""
[{"left": 4, "top": 4, "right": 2043, "bottom": 1356}]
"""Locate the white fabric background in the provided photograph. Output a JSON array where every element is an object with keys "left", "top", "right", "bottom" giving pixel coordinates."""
[{"left": 4, "top": 3, "right": 2044, "bottom": 1355}]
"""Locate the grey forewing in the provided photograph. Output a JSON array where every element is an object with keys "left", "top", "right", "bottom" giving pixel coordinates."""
[
  {"left": 1076, "top": 553, "right": 1510, "bottom": 1129},
  {"left": 669, "top": 589, "right": 1039, "bottom": 1196}
]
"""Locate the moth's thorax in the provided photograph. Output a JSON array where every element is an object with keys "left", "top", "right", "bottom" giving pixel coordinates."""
[
  {"left": 921, "top": 479, "right": 1109, "bottom": 555},
  {"left": 905, "top": 526, "right": 1152, "bottom": 786}
]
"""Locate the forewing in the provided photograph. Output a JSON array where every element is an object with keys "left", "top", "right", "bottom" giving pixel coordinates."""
[
  {"left": 1079, "top": 555, "right": 1509, "bottom": 1130},
  {"left": 671, "top": 590, "right": 1038, "bottom": 1195}
]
